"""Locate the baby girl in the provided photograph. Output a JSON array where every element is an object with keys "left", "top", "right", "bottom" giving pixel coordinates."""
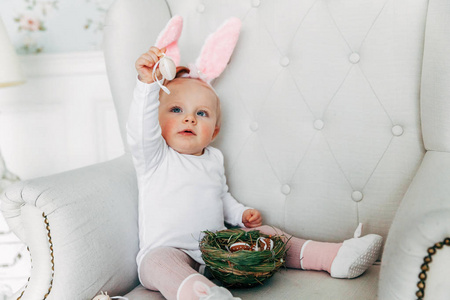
[{"left": 126, "top": 16, "right": 382, "bottom": 300}]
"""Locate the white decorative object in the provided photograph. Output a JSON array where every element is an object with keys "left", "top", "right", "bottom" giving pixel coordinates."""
[
  {"left": 92, "top": 291, "right": 128, "bottom": 300},
  {"left": 159, "top": 55, "right": 176, "bottom": 80},
  {"left": 92, "top": 291, "right": 111, "bottom": 300}
]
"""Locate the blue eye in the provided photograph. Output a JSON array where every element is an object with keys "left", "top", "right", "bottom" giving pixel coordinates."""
[
  {"left": 170, "top": 107, "right": 182, "bottom": 113},
  {"left": 197, "top": 111, "right": 207, "bottom": 117}
]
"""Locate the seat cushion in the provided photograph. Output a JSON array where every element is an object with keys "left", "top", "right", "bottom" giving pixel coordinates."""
[{"left": 124, "top": 265, "right": 379, "bottom": 299}]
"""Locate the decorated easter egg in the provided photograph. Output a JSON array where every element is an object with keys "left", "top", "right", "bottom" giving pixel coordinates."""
[
  {"left": 159, "top": 56, "right": 176, "bottom": 80},
  {"left": 229, "top": 242, "right": 252, "bottom": 252},
  {"left": 254, "top": 237, "right": 274, "bottom": 251}
]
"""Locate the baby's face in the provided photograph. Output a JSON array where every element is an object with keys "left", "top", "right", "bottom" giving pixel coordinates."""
[{"left": 158, "top": 78, "right": 220, "bottom": 156}]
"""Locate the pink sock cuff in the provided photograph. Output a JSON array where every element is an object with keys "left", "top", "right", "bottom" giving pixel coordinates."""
[{"left": 300, "top": 240, "right": 342, "bottom": 273}]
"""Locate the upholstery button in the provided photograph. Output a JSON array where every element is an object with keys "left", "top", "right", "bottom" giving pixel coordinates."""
[
  {"left": 252, "top": 0, "right": 261, "bottom": 7},
  {"left": 250, "top": 121, "right": 259, "bottom": 132},
  {"left": 314, "top": 119, "right": 324, "bottom": 130},
  {"left": 392, "top": 125, "right": 404, "bottom": 136},
  {"left": 352, "top": 191, "right": 363, "bottom": 202},
  {"left": 197, "top": 4, "right": 205, "bottom": 13},
  {"left": 281, "top": 184, "right": 291, "bottom": 195},
  {"left": 280, "top": 56, "right": 290, "bottom": 67},
  {"left": 349, "top": 52, "right": 360, "bottom": 64}
]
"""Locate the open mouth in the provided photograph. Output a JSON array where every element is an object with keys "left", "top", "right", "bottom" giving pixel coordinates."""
[{"left": 179, "top": 129, "right": 196, "bottom": 136}]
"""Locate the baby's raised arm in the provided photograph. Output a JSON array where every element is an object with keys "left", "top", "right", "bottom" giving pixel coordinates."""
[
  {"left": 127, "top": 46, "right": 168, "bottom": 174},
  {"left": 135, "top": 46, "right": 166, "bottom": 84}
]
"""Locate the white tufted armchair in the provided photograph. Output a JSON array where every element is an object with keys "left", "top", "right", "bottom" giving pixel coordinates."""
[{"left": 2, "top": 0, "right": 450, "bottom": 299}]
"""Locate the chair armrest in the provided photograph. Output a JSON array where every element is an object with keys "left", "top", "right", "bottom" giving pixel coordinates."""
[
  {"left": 379, "top": 151, "right": 450, "bottom": 300},
  {"left": 1, "top": 154, "right": 139, "bottom": 300}
]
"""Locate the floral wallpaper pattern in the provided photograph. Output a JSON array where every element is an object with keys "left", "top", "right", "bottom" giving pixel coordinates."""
[
  {"left": 84, "top": 0, "right": 110, "bottom": 33},
  {"left": 0, "top": 0, "right": 115, "bottom": 54},
  {"left": 14, "top": 0, "right": 59, "bottom": 53}
]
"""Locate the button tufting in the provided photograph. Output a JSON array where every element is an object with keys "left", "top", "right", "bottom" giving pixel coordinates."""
[
  {"left": 197, "top": 4, "right": 205, "bottom": 13},
  {"left": 281, "top": 184, "right": 291, "bottom": 195},
  {"left": 392, "top": 125, "right": 404, "bottom": 136},
  {"left": 280, "top": 56, "right": 290, "bottom": 67},
  {"left": 314, "top": 119, "right": 324, "bottom": 130},
  {"left": 349, "top": 52, "right": 360, "bottom": 64},
  {"left": 252, "top": 0, "right": 261, "bottom": 7},
  {"left": 352, "top": 191, "right": 363, "bottom": 202},
  {"left": 250, "top": 121, "right": 259, "bottom": 132}
]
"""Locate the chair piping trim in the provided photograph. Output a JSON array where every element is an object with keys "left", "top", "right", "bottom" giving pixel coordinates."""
[
  {"left": 415, "top": 237, "right": 450, "bottom": 300},
  {"left": 17, "top": 212, "right": 55, "bottom": 300}
]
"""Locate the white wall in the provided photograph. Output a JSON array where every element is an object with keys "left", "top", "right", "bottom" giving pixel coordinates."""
[
  {"left": 0, "top": 50, "right": 123, "bottom": 296},
  {"left": 0, "top": 51, "right": 123, "bottom": 179}
]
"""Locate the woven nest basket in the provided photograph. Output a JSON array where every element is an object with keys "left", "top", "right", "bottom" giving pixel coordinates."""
[{"left": 199, "top": 228, "right": 288, "bottom": 288}]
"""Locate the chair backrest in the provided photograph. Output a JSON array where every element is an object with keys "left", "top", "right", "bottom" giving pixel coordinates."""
[{"left": 104, "top": 0, "right": 429, "bottom": 243}]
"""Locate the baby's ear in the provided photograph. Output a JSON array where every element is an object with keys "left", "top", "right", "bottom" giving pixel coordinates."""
[
  {"left": 195, "top": 17, "right": 242, "bottom": 83},
  {"left": 155, "top": 15, "right": 183, "bottom": 66},
  {"left": 212, "top": 126, "right": 220, "bottom": 141}
]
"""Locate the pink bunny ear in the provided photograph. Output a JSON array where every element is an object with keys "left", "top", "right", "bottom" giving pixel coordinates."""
[
  {"left": 155, "top": 15, "right": 183, "bottom": 66},
  {"left": 195, "top": 17, "right": 242, "bottom": 83}
]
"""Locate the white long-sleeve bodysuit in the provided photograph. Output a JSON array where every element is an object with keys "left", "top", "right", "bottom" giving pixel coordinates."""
[{"left": 127, "top": 79, "right": 248, "bottom": 274}]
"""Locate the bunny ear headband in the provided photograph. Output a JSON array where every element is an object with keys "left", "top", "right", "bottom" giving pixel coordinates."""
[{"left": 153, "top": 15, "right": 241, "bottom": 94}]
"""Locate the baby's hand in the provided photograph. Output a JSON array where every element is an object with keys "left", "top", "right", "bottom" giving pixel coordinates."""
[
  {"left": 135, "top": 46, "right": 166, "bottom": 84},
  {"left": 242, "top": 209, "right": 263, "bottom": 228}
]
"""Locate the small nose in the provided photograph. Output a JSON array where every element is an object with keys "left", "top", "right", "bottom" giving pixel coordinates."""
[{"left": 184, "top": 114, "right": 196, "bottom": 124}]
